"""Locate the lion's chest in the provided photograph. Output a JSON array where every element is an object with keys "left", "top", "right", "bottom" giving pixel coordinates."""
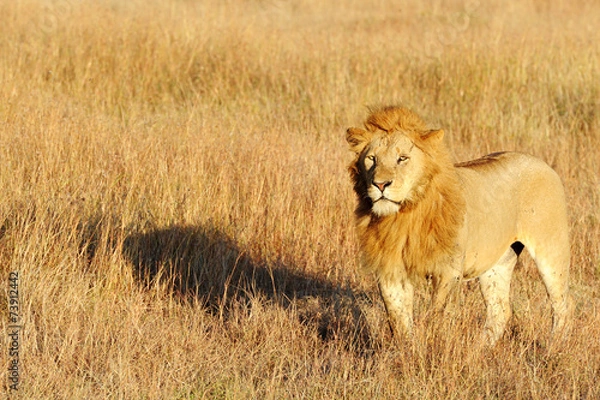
[{"left": 357, "top": 215, "right": 454, "bottom": 280}]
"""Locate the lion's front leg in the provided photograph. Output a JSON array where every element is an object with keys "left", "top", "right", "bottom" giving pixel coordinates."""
[
  {"left": 431, "top": 270, "right": 461, "bottom": 312},
  {"left": 379, "top": 278, "right": 415, "bottom": 339}
]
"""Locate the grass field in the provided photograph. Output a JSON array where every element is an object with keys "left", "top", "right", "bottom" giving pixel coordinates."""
[{"left": 1, "top": 0, "right": 599, "bottom": 398}]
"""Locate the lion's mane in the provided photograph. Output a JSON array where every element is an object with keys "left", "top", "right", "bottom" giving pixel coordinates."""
[{"left": 349, "top": 107, "right": 466, "bottom": 283}]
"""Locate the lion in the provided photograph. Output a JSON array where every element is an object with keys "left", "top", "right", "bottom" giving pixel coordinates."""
[{"left": 346, "top": 106, "right": 572, "bottom": 345}]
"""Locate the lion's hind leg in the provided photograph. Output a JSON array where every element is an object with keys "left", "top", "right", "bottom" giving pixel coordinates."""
[
  {"left": 518, "top": 176, "right": 572, "bottom": 342},
  {"left": 479, "top": 246, "right": 519, "bottom": 345},
  {"left": 526, "top": 238, "right": 572, "bottom": 340}
]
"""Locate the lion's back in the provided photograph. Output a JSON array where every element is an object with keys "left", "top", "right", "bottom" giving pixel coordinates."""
[{"left": 455, "top": 151, "right": 565, "bottom": 197}]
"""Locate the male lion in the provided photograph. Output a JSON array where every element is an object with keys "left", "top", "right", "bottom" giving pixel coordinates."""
[{"left": 346, "top": 106, "right": 571, "bottom": 345}]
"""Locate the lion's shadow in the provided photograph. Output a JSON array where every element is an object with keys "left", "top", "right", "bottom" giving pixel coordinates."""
[{"left": 122, "top": 224, "right": 374, "bottom": 350}]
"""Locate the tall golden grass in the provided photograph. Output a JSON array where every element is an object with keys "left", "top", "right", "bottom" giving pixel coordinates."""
[{"left": 1, "top": 0, "right": 599, "bottom": 398}]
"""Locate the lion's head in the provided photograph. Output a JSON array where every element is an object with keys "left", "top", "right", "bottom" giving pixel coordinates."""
[{"left": 346, "top": 106, "right": 447, "bottom": 217}]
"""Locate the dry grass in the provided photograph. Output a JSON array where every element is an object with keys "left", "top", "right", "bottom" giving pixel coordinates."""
[{"left": 1, "top": 0, "right": 599, "bottom": 398}]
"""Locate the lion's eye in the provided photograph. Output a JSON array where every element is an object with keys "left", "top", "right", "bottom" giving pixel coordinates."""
[
  {"left": 397, "top": 155, "right": 409, "bottom": 164},
  {"left": 365, "top": 155, "right": 376, "bottom": 169}
]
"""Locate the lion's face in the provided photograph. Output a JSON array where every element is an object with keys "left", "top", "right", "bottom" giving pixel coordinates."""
[
  {"left": 347, "top": 125, "right": 444, "bottom": 217},
  {"left": 359, "top": 132, "right": 428, "bottom": 216}
]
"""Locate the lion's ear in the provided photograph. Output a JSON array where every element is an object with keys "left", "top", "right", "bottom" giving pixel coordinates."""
[
  {"left": 346, "top": 127, "right": 372, "bottom": 154},
  {"left": 422, "top": 129, "right": 444, "bottom": 145}
]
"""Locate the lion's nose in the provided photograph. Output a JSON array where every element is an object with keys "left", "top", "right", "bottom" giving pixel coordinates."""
[{"left": 373, "top": 180, "right": 392, "bottom": 192}]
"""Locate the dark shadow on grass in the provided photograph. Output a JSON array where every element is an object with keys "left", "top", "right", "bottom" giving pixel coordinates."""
[{"left": 121, "top": 223, "right": 374, "bottom": 352}]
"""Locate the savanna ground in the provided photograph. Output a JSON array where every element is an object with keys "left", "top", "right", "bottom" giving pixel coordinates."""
[{"left": 1, "top": 0, "right": 599, "bottom": 398}]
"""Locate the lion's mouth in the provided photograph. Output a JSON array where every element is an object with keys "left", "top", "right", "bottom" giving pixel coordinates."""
[
  {"left": 370, "top": 196, "right": 404, "bottom": 216},
  {"left": 373, "top": 196, "right": 401, "bottom": 205}
]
